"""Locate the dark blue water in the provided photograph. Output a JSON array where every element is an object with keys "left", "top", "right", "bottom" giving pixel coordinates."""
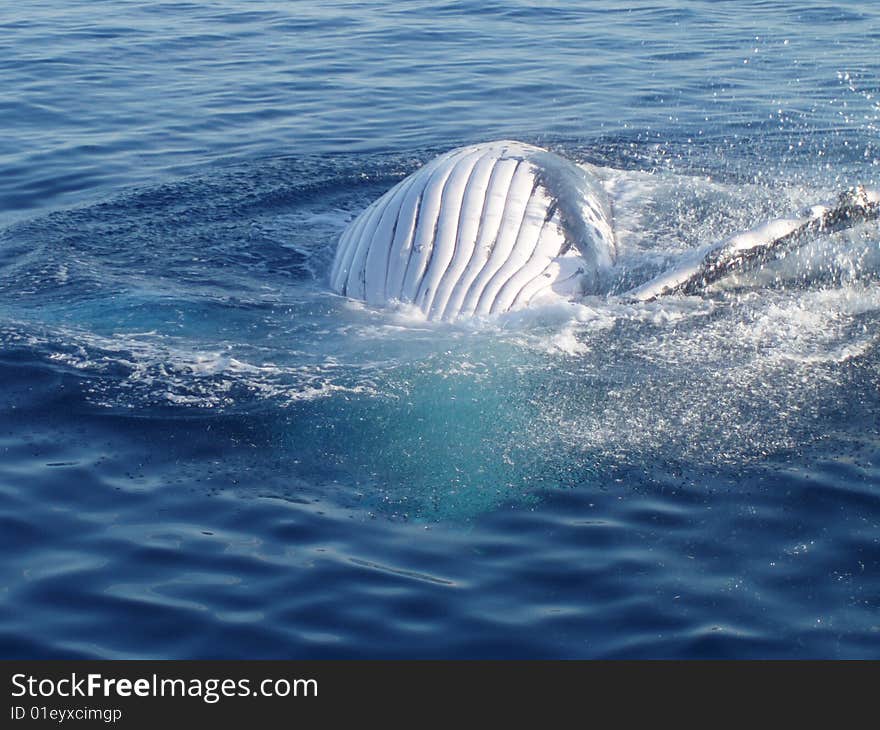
[{"left": 2, "top": 0, "right": 880, "bottom": 658}]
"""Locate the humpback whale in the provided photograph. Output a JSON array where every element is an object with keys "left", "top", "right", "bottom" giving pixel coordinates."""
[{"left": 330, "top": 141, "right": 879, "bottom": 320}]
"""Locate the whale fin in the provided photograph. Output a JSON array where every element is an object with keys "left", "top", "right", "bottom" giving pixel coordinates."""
[{"left": 623, "top": 186, "right": 880, "bottom": 302}]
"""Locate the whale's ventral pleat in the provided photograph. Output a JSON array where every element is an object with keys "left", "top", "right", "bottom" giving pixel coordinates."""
[{"left": 330, "top": 141, "right": 617, "bottom": 321}]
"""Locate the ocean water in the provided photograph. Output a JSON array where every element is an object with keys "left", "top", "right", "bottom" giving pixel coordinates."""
[{"left": 2, "top": 0, "right": 879, "bottom": 658}]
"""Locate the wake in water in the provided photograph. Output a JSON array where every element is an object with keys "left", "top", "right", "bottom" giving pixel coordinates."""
[{"left": 1, "top": 143, "right": 878, "bottom": 518}]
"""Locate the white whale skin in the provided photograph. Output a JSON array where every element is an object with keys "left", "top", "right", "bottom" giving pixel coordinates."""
[{"left": 330, "top": 140, "right": 616, "bottom": 321}]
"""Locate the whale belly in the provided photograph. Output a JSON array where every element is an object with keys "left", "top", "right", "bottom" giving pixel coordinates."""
[{"left": 330, "top": 140, "right": 616, "bottom": 321}]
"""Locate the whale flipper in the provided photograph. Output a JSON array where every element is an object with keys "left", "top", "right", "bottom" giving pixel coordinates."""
[
  {"left": 623, "top": 186, "right": 880, "bottom": 301},
  {"left": 330, "top": 141, "right": 617, "bottom": 321}
]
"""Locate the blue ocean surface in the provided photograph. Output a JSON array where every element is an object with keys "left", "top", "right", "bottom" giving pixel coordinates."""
[{"left": 2, "top": 0, "right": 879, "bottom": 658}]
